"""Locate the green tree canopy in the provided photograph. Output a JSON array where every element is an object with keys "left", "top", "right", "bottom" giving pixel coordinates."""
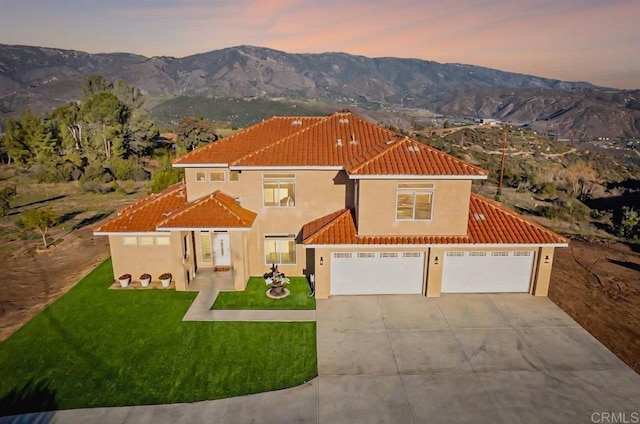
[
  {"left": 21, "top": 207, "right": 58, "bottom": 249},
  {"left": 176, "top": 117, "right": 218, "bottom": 152},
  {"left": 0, "top": 186, "right": 17, "bottom": 217},
  {"left": 80, "top": 92, "right": 128, "bottom": 160}
]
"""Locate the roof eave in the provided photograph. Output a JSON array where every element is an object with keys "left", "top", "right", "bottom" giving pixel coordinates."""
[
  {"left": 348, "top": 174, "right": 488, "bottom": 180},
  {"left": 93, "top": 231, "right": 171, "bottom": 236},
  {"left": 172, "top": 163, "right": 229, "bottom": 168},
  {"left": 230, "top": 165, "right": 344, "bottom": 171},
  {"left": 303, "top": 242, "right": 569, "bottom": 248},
  {"left": 155, "top": 226, "right": 252, "bottom": 232}
]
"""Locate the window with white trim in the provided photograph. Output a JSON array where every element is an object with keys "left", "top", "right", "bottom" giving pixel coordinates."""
[
  {"left": 123, "top": 236, "right": 138, "bottom": 246},
  {"left": 396, "top": 183, "right": 434, "bottom": 220},
  {"left": 209, "top": 171, "right": 225, "bottom": 182},
  {"left": 264, "top": 235, "right": 296, "bottom": 265},
  {"left": 229, "top": 171, "right": 240, "bottom": 181},
  {"left": 139, "top": 236, "right": 154, "bottom": 246},
  {"left": 263, "top": 173, "right": 295, "bottom": 207},
  {"left": 156, "top": 236, "right": 171, "bottom": 246},
  {"left": 195, "top": 171, "right": 206, "bottom": 182}
]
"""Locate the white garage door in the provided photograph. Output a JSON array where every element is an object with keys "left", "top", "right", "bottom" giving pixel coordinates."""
[
  {"left": 331, "top": 252, "right": 425, "bottom": 295},
  {"left": 442, "top": 251, "right": 535, "bottom": 293}
]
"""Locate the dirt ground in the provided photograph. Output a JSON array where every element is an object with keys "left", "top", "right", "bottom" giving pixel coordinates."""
[
  {"left": 0, "top": 224, "right": 111, "bottom": 342},
  {"left": 550, "top": 239, "right": 640, "bottom": 373}
]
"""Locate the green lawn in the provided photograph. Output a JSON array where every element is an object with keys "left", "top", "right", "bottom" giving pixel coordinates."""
[
  {"left": 0, "top": 260, "right": 317, "bottom": 416},
  {"left": 212, "top": 277, "right": 315, "bottom": 310}
]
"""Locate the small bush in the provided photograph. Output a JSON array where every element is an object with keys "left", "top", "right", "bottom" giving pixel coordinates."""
[{"left": 81, "top": 181, "right": 114, "bottom": 194}]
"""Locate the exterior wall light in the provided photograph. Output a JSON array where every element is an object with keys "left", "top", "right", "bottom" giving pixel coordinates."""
[
  {"left": 434, "top": 256, "right": 439, "bottom": 265},
  {"left": 320, "top": 256, "right": 324, "bottom": 265},
  {"left": 544, "top": 255, "right": 550, "bottom": 264}
]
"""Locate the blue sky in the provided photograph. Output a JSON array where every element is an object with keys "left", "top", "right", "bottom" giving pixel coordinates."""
[{"left": 1, "top": 0, "right": 638, "bottom": 88}]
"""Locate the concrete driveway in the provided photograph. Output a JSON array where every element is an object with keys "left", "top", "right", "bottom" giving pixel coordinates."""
[
  {"left": 4, "top": 294, "right": 639, "bottom": 424},
  {"left": 316, "top": 294, "right": 640, "bottom": 424}
]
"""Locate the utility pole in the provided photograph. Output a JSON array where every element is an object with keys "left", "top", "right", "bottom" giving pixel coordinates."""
[{"left": 498, "top": 123, "right": 508, "bottom": 196}]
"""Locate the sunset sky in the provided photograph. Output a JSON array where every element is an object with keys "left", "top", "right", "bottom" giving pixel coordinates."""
[{"left": 1, "top": 0, "right": 638, "bottom": 89}]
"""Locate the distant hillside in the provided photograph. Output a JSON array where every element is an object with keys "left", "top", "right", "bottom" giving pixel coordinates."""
[
  {"left": 1, "top": 43, "right": 639, "bottom": 139},
  {"left": 150, "top": 96, "right": 331, "bottom": 127}
]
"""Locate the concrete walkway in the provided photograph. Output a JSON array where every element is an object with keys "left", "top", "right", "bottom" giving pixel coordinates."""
[
  {"left": 181, "top": 270, "right": 316, "bottom": 322},
  {"left": 3, "top": 294, "right": 639, "bottom": 423}
]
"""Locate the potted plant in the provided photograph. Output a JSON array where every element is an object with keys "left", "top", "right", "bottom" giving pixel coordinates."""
[
  {"left": 118, "top": 273, "right": 131, "bottom": 288},
  {"left": 159, "top": 273, "right": 172, "bottom": 288},
  {"left": 140, "top": 273, "right": 151, "bottom": 287}
]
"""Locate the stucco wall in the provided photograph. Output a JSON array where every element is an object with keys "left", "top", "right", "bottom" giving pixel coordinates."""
[
  {"left": 357, "top": 179, "right": 471, "bottom": 236},
  {"left": 531, "top": 246, "right": 556, "bottom": 296},
  {"left": 109, "top": 232, "right": 191, "bottom": 290}
]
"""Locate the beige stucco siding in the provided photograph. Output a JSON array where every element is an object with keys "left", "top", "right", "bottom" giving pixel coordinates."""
[
  {"left": 109, "top": 232, "right": 193, "bottom": 290},
  {"left": 184, "top": 168, "right": 241, "bottom": 202},
  {"left": 531, "top": 246, "right": 556, "bottom": 296},
  {"left": 184, "top": 168, "right": 354, "bottom": 278},
  {"left": 357, "top": 179, "right": 471, "bottom": 236}
]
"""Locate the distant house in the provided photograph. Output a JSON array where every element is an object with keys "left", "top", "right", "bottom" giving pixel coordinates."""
[
  {"left": 478, "top": 118, "right": 502, "bottom": 126},
  {"left": 95, "top": 112, "right": 567, "bottom": 297}
]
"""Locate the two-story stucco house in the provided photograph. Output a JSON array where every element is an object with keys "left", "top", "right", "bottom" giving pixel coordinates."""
[{"left": 94, "top": 112, "right": 568, "bottom": 298}]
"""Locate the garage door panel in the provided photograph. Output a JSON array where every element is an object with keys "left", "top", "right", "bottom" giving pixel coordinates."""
[
  {"left": 442, "top": 251, "right": 534, "bottom": 293},
  {"left": 331, "top": 252, "right": 424, "bottom": 295}
]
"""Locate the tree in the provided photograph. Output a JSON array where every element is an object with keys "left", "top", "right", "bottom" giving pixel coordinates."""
[
  {"left": 80, "top": 92, "right": 127, "bottom": 160},
  {"left": 176, "top": 117, "right": 218, "bottom": 152},
  {"left": 113, "top": 79, "right": 144, "bottom": 109},
  {"left": 151, "top": 155, "right": 183, "bottom": 193},
  {"left": 81, "top": 75, "right": 113, "bottom": 99},
  {"left": 124, "top": 108, "right": 158, "bottom": 160},
  {"left": 617, "top": 207, "right": 640, "bottom": 242},
  {"left": 2, "top": 118, "right": 27, "bottom": 165},
  {"left": 50, "top": 102, "right": 84, "bottom": 152},
  {"left": 21, "top": 208, "right": 58, "bottom": 249},
  {"left": 0, "top": 186, "right": 17, "bottom": 217}
]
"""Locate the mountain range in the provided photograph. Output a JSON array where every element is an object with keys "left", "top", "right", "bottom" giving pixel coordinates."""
[{"left": 1, "top": 44, "right": 639, "bottom": 139}]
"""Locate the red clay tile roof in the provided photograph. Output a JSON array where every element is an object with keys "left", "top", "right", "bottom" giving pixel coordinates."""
[
  {"left": 346, "top": 137, "right": 487, "bottom": 177},
  {"left": 158, "top": 191, "right": 256, "bottom": 229},
  {"left": 173, "top": 116, "right": 325, "bottom": 166},
  {"left": 467, "top": 194, "right": 569, "bottom": 245},
  {"left": 94, "top": 184, "right": 256, "bottom": 233},
  {"left": 232, "top": 113, "right": 399, "bottom": 167},
  {"left": 301, "top": 194, "right": 568, "bottom": 246},
  {"left": 94, "top": 183, "right": 188, "bottom": 233},
  {"left": 172, "top": 112, "right": 487, "bottom": 177}
]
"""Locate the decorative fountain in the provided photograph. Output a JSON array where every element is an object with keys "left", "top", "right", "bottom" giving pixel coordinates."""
[{"left": 264, "top": 264, "right": 291, "bottom": 299}]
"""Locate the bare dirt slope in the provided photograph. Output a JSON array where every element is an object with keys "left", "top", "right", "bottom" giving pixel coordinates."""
[
  {"left": 0, "top": 225, "right": 110, "bottom": 342},
  {"left": 550, "top": 239, "right": 640, "bottom": 373}
]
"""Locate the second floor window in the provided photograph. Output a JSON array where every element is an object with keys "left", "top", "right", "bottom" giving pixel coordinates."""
[
  {"left": 263, "top": 173, "right": 295, "bottom": 207},
  {"left": 209, "top": 171, "right": 225, "bottom": 181},
  {"left": 396, "top": 183, "right": 434, "bottom": 220}
]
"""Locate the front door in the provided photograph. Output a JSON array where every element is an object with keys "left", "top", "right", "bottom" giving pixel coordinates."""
[{"left": 213, "top": 233, "right": 231, "bottom": 267}]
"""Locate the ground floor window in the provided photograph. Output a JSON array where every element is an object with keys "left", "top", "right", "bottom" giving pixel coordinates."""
[
  {"left": 122, "top": 235, "right": 172, "bottom": 246},
  {"left": 264, "top": 235, "right": 296, "bottom": 265}
]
